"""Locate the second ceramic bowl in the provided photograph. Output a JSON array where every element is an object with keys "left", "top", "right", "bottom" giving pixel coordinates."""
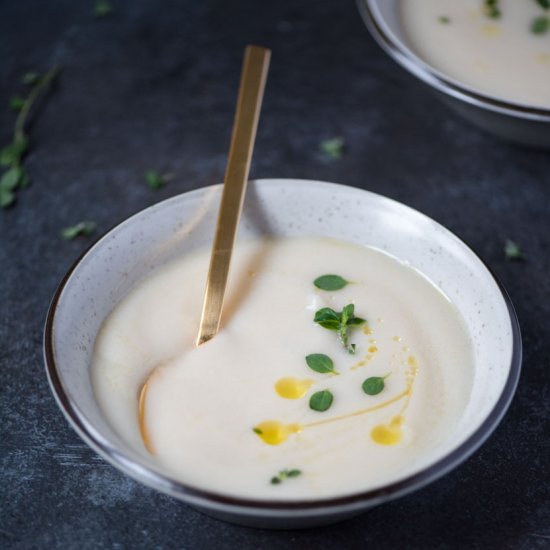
[{"left": 357, "top": 0, "right": 550, "bottom": 147}]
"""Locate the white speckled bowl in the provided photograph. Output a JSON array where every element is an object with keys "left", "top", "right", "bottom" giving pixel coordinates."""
[
  {"left": 44, "top": 179, "right": 521, "bottom": 528},
  {"left": 358, "top": 0, "right": 550, "bottom": 148}
]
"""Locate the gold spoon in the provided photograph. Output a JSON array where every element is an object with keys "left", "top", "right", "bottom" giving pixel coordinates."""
[
  {"left": 197, "top": 44, "right": 271, "bottom": 346},
  {"left": 139, "top": 45, "right": 271, "bottom": 451}
]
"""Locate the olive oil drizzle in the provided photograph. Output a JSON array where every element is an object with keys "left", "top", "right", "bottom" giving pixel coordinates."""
[
  {"left": 254, "top": 354, "right": 419, "bottom": 446},
  {"left": 275, "top": 377, "right": 314, "bottom": 399},
  {"left": 305, "top": 386, "right": 410, "bottom": 429}
]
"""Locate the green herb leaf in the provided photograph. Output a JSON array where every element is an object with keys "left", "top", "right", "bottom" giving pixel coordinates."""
[
  {"left": 536, "top": 0, "right": 550, "bottom": 10},
  {"left": 339, "top": 306, "right": 352, "bottom": 352},
  {"left": 22, "top": 72, "right": 41, "bottom": 85},
  {"left": 346, "top": 316, "right": 365, "bottom": 327},
  {"left": 305, "top": 353, "right": 336, "bottom": 374},
  {"left": 9, "top": 96, "right": 25, "bottom": 112},
  {"left": 0, "top": 188, "right": 15, "bottom": 208},
  {"left": 253, "top": 427, "right": 263, "bottom": 435},
  {"left": 438, "top": 16, "right": 451, "bottom": 24},
  {"left": 319, "top": 137, "right": 344, "bottom": 160},
  {"left": 0, "top": 136, "right": 28, "bottom": 167},
  {"left": 1, "top": 65, "right": 59, "bottom": 212},
  {"left": 362, "top": 376, "right": 387, "bottom": 396},
  {"left": 531, "top": 15, "right": 549, "bottom": 34},
  {"left": 0, "top": 166, "right": 24, "bottom": 191},
  {"left": 341, "top": 304, "right": 354, "bottom": 324},
  {"left": 483, "top": 0, "right": 501, "bottom": 19},
  {"left": 313, "top": 307, "right": 341, "bottom": 330},
  {"left": 313, "top": 304, "right": 366, "bottom": 354},
  {"left": 314, "top": 274, "right": 349, "bottom": 291},
  {"left": 94, "top": 0, "right": 114, "bottom": 18},
  {"left": 309, "top": 390, "right": 334, "bottom": 412},
  {"left": 0, "top": 164, "right": 25, "bottom": 209},
  {"left": 339, "top": 304, "right": 365, "bottom": 354},
  {"left": 270, "top": 468, "right": 302, "bottom": 485},
  {"left": 61, "top": 221, "right": 97, "bottom": 240},
  {"left": 145, "top": 170, "right": 167, "bottom": 190},
  {"left": 504, "top": 239, "right": 524, "bottom": 261}
]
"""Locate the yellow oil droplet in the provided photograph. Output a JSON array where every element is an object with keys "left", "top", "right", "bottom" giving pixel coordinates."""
[
  {"left": 368, "top": 346, "right": 378, "bottom": 354},
  {"left": 371, "top": 416, "right": 404, "bottom": 446},
  {"left": 393, "top": 335, "right": 402, "bottom": 343},
  {"left": 369, "top": 338, "right": 377, "bottom": 344},
  {"left": 482, "top": 24, "right": 500, "bottom": 38},
  {"left": 536, "top": 53, "right": 550, "bottom": 65},
  {"left": 254, "top": 421, "right": 302, "bottom": 445},
  {"left": 275, "top": 377, "right": 313, "bottom": 399},
  {"left": 350, "top": 359, "right": 367, "bottom": 371},
  {"left": 407, "top": 355, "right": 419, "bottom": 374},
  {"left": 363, "top": 325, "right": 373, "bottom": 335},
  {"left": 247, "top": 270, "right": 257, "bottom": 277},
  {"left": 402, "top": 346, "right": 409, "bottom": 353}
]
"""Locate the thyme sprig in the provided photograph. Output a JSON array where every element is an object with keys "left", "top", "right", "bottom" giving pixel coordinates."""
[{"left": 0, "top": 66, "right": 60, "bottom": 208}]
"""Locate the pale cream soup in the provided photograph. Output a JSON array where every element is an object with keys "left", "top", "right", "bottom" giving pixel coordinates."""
[
  {"left": 92, "top": 237, "right": 473, "bottom": 499},
  {"left": 401, "top": 0, "right": 550, "bottom": 108}
]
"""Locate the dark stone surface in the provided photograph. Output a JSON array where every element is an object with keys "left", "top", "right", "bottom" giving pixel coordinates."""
[{"left": 1, "top": 1, "right": 549, "bottom": 548}]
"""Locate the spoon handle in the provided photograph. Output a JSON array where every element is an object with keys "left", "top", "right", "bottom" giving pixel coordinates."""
[{"left": 197, "top": 45, "right": 271, "bottom": 346}]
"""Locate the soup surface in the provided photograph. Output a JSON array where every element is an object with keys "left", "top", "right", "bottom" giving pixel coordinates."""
[
  {"left": 92, "top": 237, "right": 473, "bottom": 499},
  {"left": 401, "top": 0, "right": 550, "bottom": 108}
]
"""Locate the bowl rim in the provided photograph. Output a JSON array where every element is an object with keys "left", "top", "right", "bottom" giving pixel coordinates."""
[
  {"left": 357, "top": 0, "right": 550, "bottom": 122},
  {"left": 44, "top": 179, "right": 522, "bottom": 515}
]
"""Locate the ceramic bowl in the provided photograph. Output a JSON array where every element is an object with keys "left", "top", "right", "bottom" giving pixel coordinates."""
[
  {"left": 357, "top": 0, "right": 550, "bottom": 148},
  {"left": 44, "top": 179, "right": 521, "bottom": 529}
]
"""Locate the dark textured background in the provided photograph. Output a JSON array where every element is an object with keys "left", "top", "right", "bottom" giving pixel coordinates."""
[{"left": 1, "top": 1, "right": 549, "bottom": 548}]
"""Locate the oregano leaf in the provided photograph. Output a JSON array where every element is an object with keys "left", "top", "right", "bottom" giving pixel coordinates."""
[
  {"left": 313, "top": 274, "right": 349, "bottom": 291},
  {"left": 0, "top": 136, "right": 28, "bottom": 167},
  {"left": 61, "top": 221, "right": 97, "bottom": 240},
  {"left": 305, "top": 353, "right": 336, "bottom": 374},
  {"left": 362, "top": 376, "right": 388, "bottom": 396},
  {"left": 309, "top": 390, "right": 334, "bottom": 412},
  {"left": 0, "top": 166, "right": 23, "bottom": 191}
]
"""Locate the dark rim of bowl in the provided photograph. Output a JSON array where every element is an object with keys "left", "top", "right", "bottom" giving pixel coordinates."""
[
  {"left": 357, "top": 0, "right": 550, "bottom": 122},
  {"left": 44, "top": 181, "right": 522, "bottom": 514}
]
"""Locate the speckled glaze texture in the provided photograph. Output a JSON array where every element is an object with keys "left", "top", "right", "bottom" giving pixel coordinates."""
[{"left": 45, "top": 179, "right": 520, "bottom": 528}]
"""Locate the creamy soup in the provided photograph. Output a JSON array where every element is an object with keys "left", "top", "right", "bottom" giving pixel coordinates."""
[
  {"left": 401, "top": 0, "right": 550, "bottom": 108},
  {"left": 92, "top": 237, "right": 473, "bottom": 499}
]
